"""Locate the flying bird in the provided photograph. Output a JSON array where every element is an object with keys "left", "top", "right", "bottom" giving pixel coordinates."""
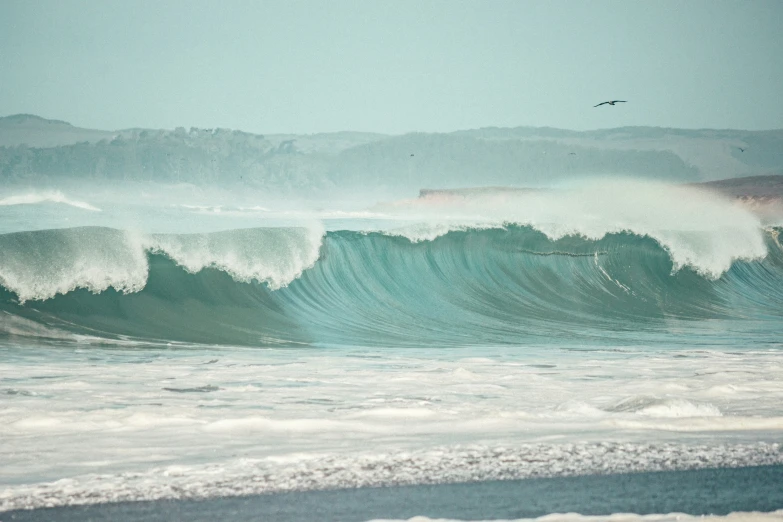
[
  {"left": 738, "top": 147, "right": 745, "bottom": 152},
  {"left": 594, "top": 100, "right": 627, "bottom": 107}
]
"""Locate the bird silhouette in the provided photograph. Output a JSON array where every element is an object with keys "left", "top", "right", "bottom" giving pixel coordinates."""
[
  {"left": 738, "top": 147, "right": 745, "bottom": 153},
  {"left": 594, "top": 100, "right": 627, "bottom": 107}
]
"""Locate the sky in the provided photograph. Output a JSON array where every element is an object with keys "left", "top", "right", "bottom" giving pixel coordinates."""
[{"left": 1, "top": 0, "right": 782, "bottom": 135}]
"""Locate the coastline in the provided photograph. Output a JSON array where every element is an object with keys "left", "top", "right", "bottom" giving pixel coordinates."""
[{"left": 4, "top": 465, "right": 783, "bottom": 522}]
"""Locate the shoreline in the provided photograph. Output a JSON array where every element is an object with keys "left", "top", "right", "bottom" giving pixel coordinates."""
[{"left": 4, "top": 465, "right": 783, "bottom": 522}]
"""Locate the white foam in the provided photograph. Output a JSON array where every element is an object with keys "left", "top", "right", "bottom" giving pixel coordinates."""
[
  {"left": 147, "top": 223, "right": 325, "bottom": 290},
  {"left": 1, "top": 442, "right": 781, "bottom": 512},
  {"left": 607, "top": 396, "right": 722, "bottom": 418},
  {"left": 0, "top": 190, "right": 101, "bottom": 211},
  {"left": 202, "top": 417, "right": 376, "bottom": 434},
  {"left": 349, "top": 408, "right": 438, "bottom": 419},
  {"left": 379, "top": 180, "right": 768, "bottom": 278},
  {"left": 0, "top": 225, "right": 325, "bottom": 302},
  {"left": 613, "top": 416, "right": 783, "bottom": 432},
  {"left": 2, "top": 344, "right": 782, "bottom": 512},
  {"left": 0, "top": 228, "right": 149, "bottom": 302}
]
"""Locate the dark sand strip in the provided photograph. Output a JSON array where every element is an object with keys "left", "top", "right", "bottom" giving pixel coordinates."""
[{"left": 5, "top": 465, "right": 783, "bottom": 522}]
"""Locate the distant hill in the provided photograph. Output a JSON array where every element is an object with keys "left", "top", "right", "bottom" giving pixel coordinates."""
[
  {"left": 0, "top": 114, "right": 115, "bottom": 147},
  {"left": 1, "top": 115, "right": 782, "bottom": 196},
  {"left": 455, "top": 126, "right": 783, "bottom": 181},
  {"left": 0, "top": 114, "right": 72, "bottom": 126}
]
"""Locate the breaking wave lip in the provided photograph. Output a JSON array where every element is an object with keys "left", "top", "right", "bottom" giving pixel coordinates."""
[
  {"left": 0, "top": 223, "right": 782, "bottom": 346},
  {"left": 146, "top": 225, "right": 325, "bottom": 290},
  {"left": 0, "top": 179, "right": 772, "bottom": 303},
  {"left": 0, "top": 190, "right": 102, "bottom": 211},
  {"left": 1, "top": 442, "right": 780, "bottom": 512},
  {"left": 0, "top": 225, "right": 325, "bottom": 303},
  {"left": 380, "top": 179, "right": 769, "bottom": 279}
]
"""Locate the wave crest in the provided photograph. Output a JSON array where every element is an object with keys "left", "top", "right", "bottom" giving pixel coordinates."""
[
  {"left": 0, "top": 228, "right": 148, "bottom": 302},
  {"left": 381, "top": 180, "right": 768, "bottom": 279},
  {"left": 147, "top": 225, "right": 324, "bottom": 290},
  {"left": 1, "top": 225, "right": 782, "bottom": 346},
  {"left": 0, "top": 225, "right": 324, "bottom": 303}
]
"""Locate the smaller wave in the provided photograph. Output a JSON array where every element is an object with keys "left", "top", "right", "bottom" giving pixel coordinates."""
[
  {"left": 0, "top": 191, "right": 101, "bottom": 211},
  {"left": 606, "top": 396, "right": 722, "bottom": 418}
]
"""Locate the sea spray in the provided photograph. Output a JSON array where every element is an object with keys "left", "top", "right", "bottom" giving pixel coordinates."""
[{"left": 381, "top": 179, "right": 768, "bottom": 278}]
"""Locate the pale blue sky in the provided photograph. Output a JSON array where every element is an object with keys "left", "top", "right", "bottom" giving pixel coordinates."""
[{"left": 1, "top": 0, "right": 781, "bottom": 134}]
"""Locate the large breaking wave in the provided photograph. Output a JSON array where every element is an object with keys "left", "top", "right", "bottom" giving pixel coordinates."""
[{"left": 1, "top": 222, "right": 781, "bottom": 347}]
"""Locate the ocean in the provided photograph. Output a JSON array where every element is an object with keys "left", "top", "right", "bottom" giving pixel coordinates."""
[{"left": 1, "top": 180, "right": 782, "bottom": 520}]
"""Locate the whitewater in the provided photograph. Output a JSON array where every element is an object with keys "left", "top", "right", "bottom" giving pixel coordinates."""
[{"left": 1, "top": 179, "right": 782, "bottom": 519}]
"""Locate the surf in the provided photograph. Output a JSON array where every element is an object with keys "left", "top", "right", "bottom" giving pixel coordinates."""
[{"left": 1, "top": 224, "right": 781, "bottom": 347}]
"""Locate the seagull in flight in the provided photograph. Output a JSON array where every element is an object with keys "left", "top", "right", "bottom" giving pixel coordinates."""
[{"left": 594, "top": 100, "right": 627, "bottom": 107}]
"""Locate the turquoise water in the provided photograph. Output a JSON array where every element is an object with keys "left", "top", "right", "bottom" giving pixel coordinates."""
[
  {"left": 3, "top": 225, "right": 782, "bottom": 346},
  {"left": 1, "top": 182, "right": 782, "bottom": 516}
]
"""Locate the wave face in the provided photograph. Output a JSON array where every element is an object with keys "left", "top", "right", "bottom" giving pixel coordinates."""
[{"left": 1, "top": 224, "right": 782, "bottom": 347}]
